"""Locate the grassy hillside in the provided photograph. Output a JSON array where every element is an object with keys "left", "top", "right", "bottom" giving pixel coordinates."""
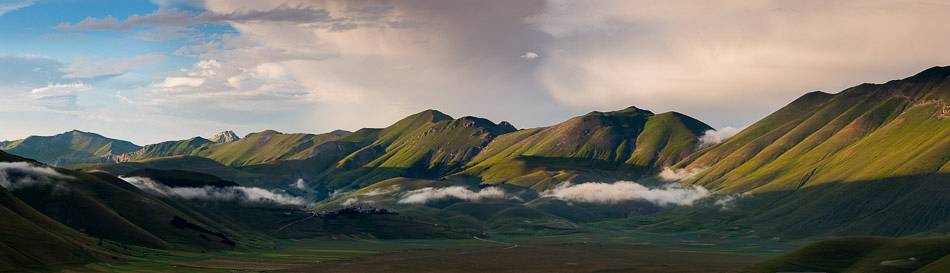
[
  {"left": 744, "top": 236, "right": 950, "bottom": 273},
  {"left": 1, "top": 153, "right": 246, "bottom": 250},
  {"left": 667, "top": 66, "right": 950, "bottom": 237},
  {"left": 239, "top": 129, "right": 381, "bottom": 182},
  {"left": 318, "top": 110, "right": 516, "bottom": 190},
  {"left": 193, "top": 130, "right": 350, "bottom": 166},
  {"left": 67, "top": 155, "right": 272, "bottom": 185},
  {"left": 113, "top": 137, "right": 214, "bottom": 162},
  {"left": 1, "top": 130, "right": 140, "bottom": 166},
  {"left": 460, "top": 107, "right": 711, "bottom": 190},
  {"left": 0, "top": 152, "right": 101, "bottom": 270},
  {"left": 125, "top": 168, "right": 240, "bottom": 188}
]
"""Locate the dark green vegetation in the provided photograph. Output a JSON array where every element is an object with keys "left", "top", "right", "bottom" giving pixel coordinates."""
[
  {"left": 745, "top": 236, "right": 950, "bottom": 273},
  {"left": 1, "top": 130, "right": 140, "bottom": 166},
  {"left": 125, "top": 168, "right": 239, "bottom": 188},
  {"left": 0, "top": 150, "right": 476, "bottom": 272},
  {"left": 1, "top": 66, "right": 948, "bottom": 272}
]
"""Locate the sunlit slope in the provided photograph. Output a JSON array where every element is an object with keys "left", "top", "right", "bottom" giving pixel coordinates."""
[
  {"left": 678, "top": 66, "right": 950, "bottom": 192},
  {"left": 320, "top": 110, "right": 516, "bottom": 189},
  {"left": 114, "top": 136, "right": 214, "bottom": 162},
  {"left": 659, "top": 67, "right": 950, "bottom": 237},
  {"left": 113, "top": 130, "right": 353, "bottom": 167},
  {"left": 744, "top": 236, "right": 950, "bottom": 273},
  {"left": 193, "top": 130, "right": 351, "bottom": 166},
  {"left": 461, "top": 107, "right": 711, "bottom": 189},
  {"left": 239, "top": 128, "right": 381, "bottom": 180},
  {"left": 1, "top": 130, "right": 140, "bottom": 166}
]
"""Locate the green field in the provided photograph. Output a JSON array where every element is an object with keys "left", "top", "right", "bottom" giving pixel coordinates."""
[{"left": 66, "top": 222, "right": 791, "bottom": 273}]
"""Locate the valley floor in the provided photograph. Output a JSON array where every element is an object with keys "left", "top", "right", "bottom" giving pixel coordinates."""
[
  {"left": 299, "top": 242, "right": 767, "bottom": 273},
  {"left": 59, "top": 227, "right": 792, "bottom": 273}
]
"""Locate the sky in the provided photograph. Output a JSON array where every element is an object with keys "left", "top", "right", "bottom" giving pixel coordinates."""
[{"left": 1, "top": 0, "right": 950, "bottom": 145}]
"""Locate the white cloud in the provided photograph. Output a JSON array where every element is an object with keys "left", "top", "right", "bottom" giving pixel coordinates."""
[
  {"left": 542, "top": 181, "right": 709, "bottom": 206},
  {"left": 28, "top": 82, "right": 91, "bottom": 110},
  {"left": 697, "top": 127, "right": 742, "bottom": 148},
  {"left": 398, "top": 186, "right": 507, "bottom": 204},
  {"left": 30, "top": 82, "right": 89, "bottom": 96},
  {"left": 122, "top": 176, "right": 307, "bottom": 206},
  {"left": 291, "top": 178, "right": 307, "bottom": 190},
  {"left": 0, "top": 0, "right": 32, "bottom": 16},
  {"left": 658, "top": 167, "right": 706, "bottom": 182},
  {"left": 62, "top": 53, "right": 166, "bottom": 79},
  {"left": 528, "top": 0, "right": 950, "bottom": 127},
  {"left": 520, "top": 51, "right": 539, "bottom": 60},
  {"left": 0, "top": 162, "right": 72, "bottom": 190},
  {"left": 713, "top": 192, "right": 751, "bottom": 210},
  {"left": 155, "top": 76, "right": 206, "bottom": 88},
  {"left": 38, "top": 0, "right": 950, "bottom": 143}
]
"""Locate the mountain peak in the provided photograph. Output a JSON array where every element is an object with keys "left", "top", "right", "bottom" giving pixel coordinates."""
[
  {"left": 414, "top": 109, "right": 453, "bottom": 122},
  {"left": 906, "top": 65, "right": 950, "bottom": 82},
  {"left": 208, "top": 130, "right": 240, "bottom": 143},
  {"left": 328, "top": 129, "right": 352, "bottom": 137},
  {"left": 586, "top": 106, "right": 655, "bottom": 117},
  {"left": 611, "top": 106, "right": 654, "bottom": 115}
]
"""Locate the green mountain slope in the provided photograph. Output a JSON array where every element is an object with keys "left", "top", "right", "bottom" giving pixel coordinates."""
[
  {"left": 744, "top": 237, "right": 950, "bottom": 273},
  {"left": 2, "top": 153, "right": 242, "bottom": 250},
  {"left": 67, "top": 155, "right": 275, "bottom": 187},
  {"left": 114, "top": 136, "right": 214, "bottom": 162},
  {"left": 111, "top": 130, "right": 353, "bottom": 168},
  {"left": 318, "top": 110, "right": 516, "bottom": 189},
  {"left": 239, "top": 128, "right": 381, "bottom": 180},
  {"left": 460, "top": 107, "right": 711, "bottom": 189},
  {"left": 1, "top": 130, "right": 141, "bottom": 166},
  {"left": 0, "top": 152, "right": 100, "bottom": 270},
  {"left": 192, "top": 130, "right": 350, "bottom": 166},
  {"left": 669, "top": 66, "right": 950, "bottom": 237}
]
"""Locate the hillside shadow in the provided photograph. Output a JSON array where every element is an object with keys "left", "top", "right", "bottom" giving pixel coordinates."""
[{"left": 652, "top": 173, "right": 950, "bottom": 239}]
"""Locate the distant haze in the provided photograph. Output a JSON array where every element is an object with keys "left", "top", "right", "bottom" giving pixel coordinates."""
[{"left": 2, "top": 1, "right": 950, "bottom": 144}]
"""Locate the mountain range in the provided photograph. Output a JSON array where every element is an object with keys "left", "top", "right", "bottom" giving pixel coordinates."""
[{"left": 1, "top": 66, "right": 948, "bottom": 272}]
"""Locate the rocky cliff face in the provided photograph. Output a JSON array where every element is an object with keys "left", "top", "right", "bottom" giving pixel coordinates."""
[{"left": 209, "top": 130, "right": 240, "bottom": 143}]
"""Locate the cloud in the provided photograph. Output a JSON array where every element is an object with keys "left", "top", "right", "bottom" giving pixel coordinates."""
[
  {"left": 697, "top": 127, "right": 741, "bottom": 149},
  {"left": 0, "top": 0, "right": 32, "bottom": 16},
  {"left": 520, "top": 52, "right": 539, "bottom": 60},
  {"left": 31, "top": 0, "right": 950, "bottom": 145},
  {"left": 30, "top": 82, "right": 89, "bottom": 96},
  {"left": 0, "top": 55, "right": 65, "bottom": 84},
  {"left": 29, "top": 82, "right": 91, "bottom": 110},
  {"left": 658, "top": 167, "right": 706, "bottom": 182},
  {"left": 56, "top": 6, "right": 337, "bottom": 31},
  {"left": 156, "top": 77, "right": 206, "bottom": 88},
  {"left": 0, "top": 162, "right": 72, "bottom": 190},
  {"left": 528, "top": 0, "right": 950, "bottom": 127},
  {"left": 713, "top": 192, "right": 751, "bottom": 210},
  {"left": 542, "top": 181, "right": 709, "bottom": 206},
  {"left": 291, "top": 178, "right": 307, "bottom": 190},
  {"left": 398, "top": 186, "right": 507, "bottom": 204},
  {"left": 62, "top": 53, "right": 166, "bottom": 79},
  {"left": 121, "top": 176, "right": 307, "bottom": 206}
]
